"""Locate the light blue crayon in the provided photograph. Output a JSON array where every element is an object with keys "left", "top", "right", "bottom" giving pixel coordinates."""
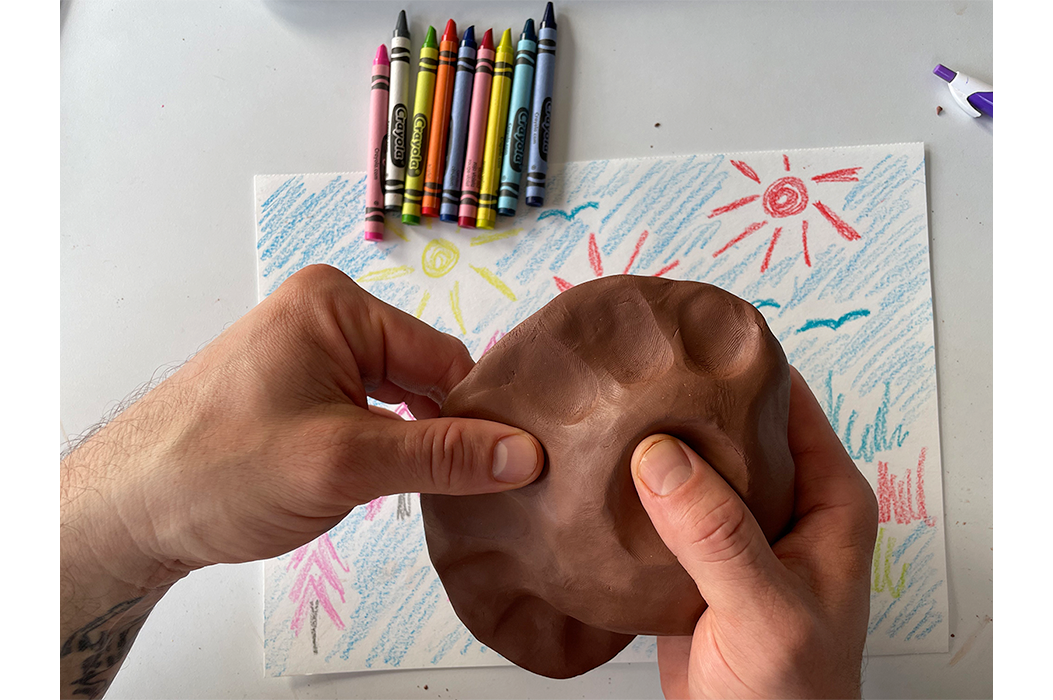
[
  {"left": 440, "top": 26, "right": 477, "bottom": 223},
  {"left": 525, "top": 3, "right": 556, "bottom": 207},
  {"left": 496, "top": 18, "right": 537, "bottom": 216}
]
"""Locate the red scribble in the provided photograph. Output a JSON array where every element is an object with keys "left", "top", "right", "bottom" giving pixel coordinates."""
[
  {"left": 783, "top": 154, "right": 790, "bottom": 171},
  {"left": 553, "top": 276, "right": 573, "bottom": 292},
  {"left": 876, "top": 448, "right": 936, "bottom": 527},
  {"left": 813, "top": 200, "right": 861, "bottom": 240},
  {"left": 587, "top": 233, "right": 603, "bottom": 276},
  {"left": 652, "top": 260, "right": 680, "bottom": 277},
  {"left": 730, "top": 159, "right": 761, "bottom": 184},
  {"left": 801, "top": 220, "right": 811, "bottom": 267},
  {"left": 708, "top": 194, "right": 760, "bottom": 219},
  {"left": 482, "top": 329, "right": 505, "bottom": 355},
  {"left": 713, "top": 220, "right": 768, "bottom": 257},
  {"left": 761, "top": 227, "right": 782, "bottom": 272},
  {"left": 363, "top": 497, "right": 386, "bottom": 521},
  {"left": 622, "top": 230, "right": 650, "bottom": 273},
  {"left": 812, "top": 167, "right": 861, "bottom": 183},
  {"left": 762, "top": 177, "right": 809, "bottom": 218}
]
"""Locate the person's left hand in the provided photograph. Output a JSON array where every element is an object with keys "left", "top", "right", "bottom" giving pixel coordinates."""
[{"left": 61, "top": 264, "right": 544, "bottom": 592}]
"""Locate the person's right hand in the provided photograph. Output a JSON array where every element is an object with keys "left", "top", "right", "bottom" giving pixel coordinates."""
[{"left": 630, "top": 367, "right": 878, "bottom": 699}]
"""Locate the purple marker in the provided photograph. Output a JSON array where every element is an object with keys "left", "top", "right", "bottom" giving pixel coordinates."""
[{"left": 934, "top": 64, "right": 992, "bottom": 118}]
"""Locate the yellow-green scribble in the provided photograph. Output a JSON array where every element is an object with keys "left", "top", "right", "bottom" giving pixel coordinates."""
[
  {"left": 470, "top": 265, "right": 517, "bottom": 301},
  {"left": 414, "top": 291, "right": 431, "bottom": 319},
  {"left": 385, "top": 221, "right": 408, "bottom": 241},
  {"left": 872, "top": 526, "right": 910, "bottom": 599},
  {"left": 356, "top": 266, "right": 414, "bottom": 283},
  {"left": 470, "top": 228, "right": 522, "bottom": 246},
  {"left": 449, "top": 281, "right": 467, "bottom": 335},
  {"left": 422, "top": 239, "right": 460, "bottom": 278}
]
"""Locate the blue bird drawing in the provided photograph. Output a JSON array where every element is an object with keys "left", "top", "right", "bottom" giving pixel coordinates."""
[{"left": 796, "top": 309, "right": 870, "bottom": 333}]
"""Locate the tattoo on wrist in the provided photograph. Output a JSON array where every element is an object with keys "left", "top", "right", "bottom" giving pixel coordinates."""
[{"left": 61, "top": 597, "right": 151, "bottom": 699}]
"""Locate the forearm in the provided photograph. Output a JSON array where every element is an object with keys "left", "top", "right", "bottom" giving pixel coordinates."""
[{"left": 60, "top": 420, "right": 189, "bottom": 699}]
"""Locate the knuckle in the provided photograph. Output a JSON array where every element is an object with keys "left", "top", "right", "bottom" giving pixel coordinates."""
[
  {"left": 682, "top": 495, "right": 756, "bottom": 564},
  {"left": 421, "top": 420, "right": 478, "bottom": 492}
]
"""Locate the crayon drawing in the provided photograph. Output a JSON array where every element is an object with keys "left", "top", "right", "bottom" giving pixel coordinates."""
[{"left": 257, "top": 143, "right": 948, "bottom": 675}]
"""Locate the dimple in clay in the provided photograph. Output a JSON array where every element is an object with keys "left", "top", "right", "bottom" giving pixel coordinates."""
[{"left": 420, "top": 275, "right": 795, "bottom": 679}]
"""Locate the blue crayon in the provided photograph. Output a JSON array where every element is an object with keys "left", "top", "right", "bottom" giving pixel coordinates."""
[
  {"left": 525, "top": 3, "right": 556, "bottom": 207},
  {"left": 440, "top": 26, "right": 477, "bottom": 223},
  {"left": 497, "top": 19, "right": 537, "bottom": 217}
]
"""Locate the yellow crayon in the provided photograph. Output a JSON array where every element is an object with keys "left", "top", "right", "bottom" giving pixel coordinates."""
[
  {"left": 402, "top": 26, "right": 439, "bottom": 225},
  {"left": 476, "top": 28, "right": 514, "bottom": 230}
]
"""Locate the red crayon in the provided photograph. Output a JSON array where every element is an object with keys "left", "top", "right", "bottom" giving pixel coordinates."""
[
  {"left": 422, "top": 19, "right": 458, "bottom": 218},
  {"left": 365, "top": 44, "right": 390, "bottom": 241},
  {"left": 458, "top": 29, "right": 494, "bottom": 228}
]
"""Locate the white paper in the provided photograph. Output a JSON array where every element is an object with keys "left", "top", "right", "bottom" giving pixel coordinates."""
[{"left": 257, "top": 143, "right": 948, "bottom": 676}]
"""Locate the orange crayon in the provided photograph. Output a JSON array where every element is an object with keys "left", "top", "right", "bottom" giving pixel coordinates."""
[{"left": 422, "top": 19, "right": 459, "bottom": 218}]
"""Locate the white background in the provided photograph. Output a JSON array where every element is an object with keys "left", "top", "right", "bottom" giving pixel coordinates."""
[{"left": 61, "top": 1, "right": 992, "bottom": 698}]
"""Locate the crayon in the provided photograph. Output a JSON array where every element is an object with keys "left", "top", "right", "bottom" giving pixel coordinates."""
[
  {"left": 401, "top": 25, "right": 438, "bottom": 226},
  {"left": 525, "top": 2, "right": 557, "bottom": 207},
  {"left": 497, "top": 19, "right": 537, "bottom": 217},
  {"left": 457, "top": 29, "right": 495, "bottom": 229},
  {"left": 421, "top": 20, "right": 458, "bottom": 218},
  {"left": 439, "top": 26, "right": 477, "bottom": 223},
  {"left": 476, "top": 28, "right": 514, "bottom": 230},
  {"left": 384, "top": 10, "right": 412, "bottom": 213},
  {"left": 365, "top": 45, "right": 390, "bottom": 241}
]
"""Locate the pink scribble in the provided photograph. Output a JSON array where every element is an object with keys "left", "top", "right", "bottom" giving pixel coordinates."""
[
  {"left": 876, "top": 448, "right": 936, "bottom": 527},
  {"left": 482, "top": 329, "right": 505, "bottom": 355},
  {"left": 363, "top": 496, "right": 386, "bottom": 521},
  {"left": 394, "top": 403, "right": 416, "bottom": 420},
  {"left": 287, "top": 534, "right": 350, "bottom": 635}
]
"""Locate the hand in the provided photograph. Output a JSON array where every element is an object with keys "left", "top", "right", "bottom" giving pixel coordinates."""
[
  {"left": 630, "top": 367, "right": 878, "bottom": 699},
  {"left": 61, "top": 265, "right": 543, "bottom": 697}
]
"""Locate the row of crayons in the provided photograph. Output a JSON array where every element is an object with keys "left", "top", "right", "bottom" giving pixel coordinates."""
[{"left": 364, "top": 3, "right": 558, "bottom": 241}]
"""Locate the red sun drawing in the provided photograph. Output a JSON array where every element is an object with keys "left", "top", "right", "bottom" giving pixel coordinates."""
[
  {"left": 553, "top": 230, "right": 680, "bottom": 292},
  {"left": 708, "top": 154, "right": 862, "bottom": 272}
]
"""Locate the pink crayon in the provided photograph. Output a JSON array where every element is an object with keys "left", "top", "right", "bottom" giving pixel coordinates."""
[
  {"left": 457, "top": 29, "right": 495, "bottom": 228},
  {"left": 366, "top": 44, "right": 390, "bottom": 241}
]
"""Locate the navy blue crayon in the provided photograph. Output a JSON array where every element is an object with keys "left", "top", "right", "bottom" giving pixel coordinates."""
[
  {"left": 525, "top": 2, "right": 556, "bottom": 207},
  {"left": 440, "top": 26, "right": 477, "bottom": 223}
]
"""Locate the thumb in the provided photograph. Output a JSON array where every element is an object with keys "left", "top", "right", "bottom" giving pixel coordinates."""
[
  {"left": 356, "top": 414, "right": 544, "bottom": 497},
  {"left": 631, "top": 434, "right": 782, "bottom": 611}
]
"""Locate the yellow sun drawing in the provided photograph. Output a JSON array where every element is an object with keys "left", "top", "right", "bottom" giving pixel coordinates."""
[{"left": 354, "top": 228, "right": 521, "bottom": 335}]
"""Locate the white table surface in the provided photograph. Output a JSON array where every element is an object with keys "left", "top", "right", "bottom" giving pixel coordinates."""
[{"left": 60, "top": 1, "right": 993, "bottom": 697}]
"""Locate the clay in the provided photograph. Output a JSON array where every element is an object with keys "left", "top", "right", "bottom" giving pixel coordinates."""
[{"left": 420, "top": 275, "right": 795, "bottom": 679}]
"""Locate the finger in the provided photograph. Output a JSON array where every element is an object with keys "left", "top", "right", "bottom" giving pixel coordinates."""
[
  {"left": 277, "top": 265, "right": 476, "bottom": 406},
  {"left": 368, "top": 379, "right": 440, "bottom": 419},
  {"left": 786, "top": 366, "right": 877, "bottom": 528},
  {"left": 656, "top": 636, "right": 692, "bottom": 700},
  {"left": 631, "top": 434, "right": 782, "bottom": 611},
  {"left": 775, "top": 368, "right": 878, "bottom": 588},
  {"left": 345, "top": 414, "right": 544, "bottom": 498}
]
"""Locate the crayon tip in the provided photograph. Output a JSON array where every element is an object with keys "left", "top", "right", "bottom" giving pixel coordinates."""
[
  {"left": 481, "top": 28, "right": 494, "bottom": 50},
  {"left": 541, "top": 2, "right": 556, "bottom": 29},
  {"left": 521, "top": 18, "right": 536, "bottom": 42},
  {"left": 461, "top": 25, "right": 476, "bottom": 48},
  {"left": 374, "top": 44, "right": 389, "bottom": 65},
  {"left": 423, "top": 25, "right": 438, "bottom": 48},
  {"left": 402, "top": 213, "right": 421, "bottom": 226},
  {"left": 439, "top": 213, "right": 458, "bottom": 223},
  {"left": 525, "top": 196, "right": 543, "bottom": 208},
  {"left": 394, "top": 10, "right": 409, "bottom": 38},
  {"left": 442, "top": 19, "right": 457, "bottom": 42},
  {"left": 458, "top": 216, "right": 476, "bottom": 228},
  {"left": 499, "top": 28, "right": 513, "bottom": 49}
]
